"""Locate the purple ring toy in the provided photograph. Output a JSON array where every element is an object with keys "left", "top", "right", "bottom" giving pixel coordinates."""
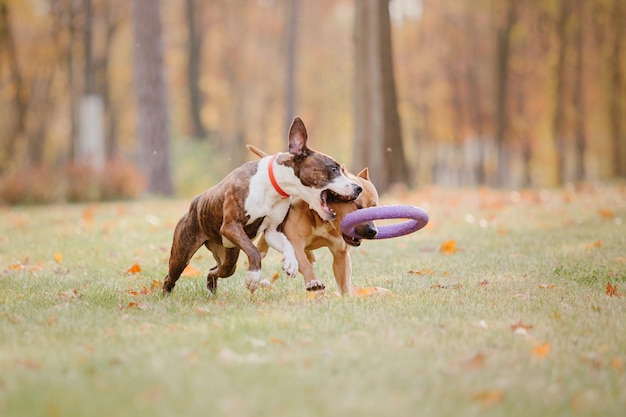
[{"left": 340, "top": 205, "right": 429, "bottom": 240}]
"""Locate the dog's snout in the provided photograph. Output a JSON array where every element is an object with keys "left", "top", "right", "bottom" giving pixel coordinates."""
[
  {"left": 363, "top": 225, "right": 378, "bottom": 239},
  {"left": 355, "top": 222, "right": 378, "bottom": 239},
  {"left": 353, "top": 184, "right": 363, "bottom": 197}
]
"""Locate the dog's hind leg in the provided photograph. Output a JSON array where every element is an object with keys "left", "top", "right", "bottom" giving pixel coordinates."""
[
  {"left": 163, "top": 215, "right": 206, "bottom": 294},
  {"left": 206, "top": 245, "right": 240, "bottom": 293},
  {"left": 220, "top": 222, "right": 265, "bottom": 293}
]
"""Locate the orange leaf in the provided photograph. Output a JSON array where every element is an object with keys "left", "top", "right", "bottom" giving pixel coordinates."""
[
  {"left": 598, "top": 209, "right": 615, "bottom": 219},
  {"left": 611, "top": 357, "right": 623, "bottom": 370},
  {"left": 460, "top": 352, "right": 486, "bottom": 371},
  {"left": 533, "top": 343, "right": 551, "bottom": 358},
  {"left": 538, "top": 283, "right": 555, "bottom": 289},
  {"left": 151, "top": 279, "right": 162, "bottom": 289},
  {"left": 126, "top": 263, "right": 142, "bottom": 275},
  {"left": 53, "top": 252, "right": 63, "bottom": 264},
  {"left": 439, "top": 240, "right": 458, "bottom": 254},
  {"left": 585, "top": 240, "right": 602, "bottom": 249},
  {"left": 182, "top": 264, "right": 202, "bottom": 277},
  {"left": 471, "top": 390, "right": 504, "bottom": 407},
  {"left": 352, "top": 286, "right": 391, "bottom": 297},
  {"left": 58, "top": 289, "right": 79, "bottom": 300},
  {"left": 606, "top": 281, "right": 621, "bottom": 297},
  {"left": 409, "top": 269, "right": 433, "bottom": 275},
  {"left": 511, "top": 321, "right": 533, "bottom": 336},
  {"left": 82, "top": 206, "right": 95, "bottom": 225}
]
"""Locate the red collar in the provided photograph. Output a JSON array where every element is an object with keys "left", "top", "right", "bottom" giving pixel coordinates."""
[{"left": 268, "top": 155, "right": 289, "bottom": 199}]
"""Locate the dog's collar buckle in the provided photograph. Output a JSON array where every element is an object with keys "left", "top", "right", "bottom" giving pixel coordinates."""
[{"left": 268, "top": 155, "right": 290, "bottom": 199}]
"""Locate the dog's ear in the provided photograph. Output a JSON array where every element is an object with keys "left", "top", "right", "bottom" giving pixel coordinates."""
[
  {"left": 357, "top": 167, "right": 370, "bottom": 180},
  {"left": 288, "top": 117, "right": 309, "bottom": 156}
]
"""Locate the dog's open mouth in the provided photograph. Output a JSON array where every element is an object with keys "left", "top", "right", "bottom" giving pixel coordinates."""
[
  {"left": 342, "top": 234, "right": 362, "bottom": 247},
  {"left": 320, "top": 189, "right": 356, "bottom": 220}
]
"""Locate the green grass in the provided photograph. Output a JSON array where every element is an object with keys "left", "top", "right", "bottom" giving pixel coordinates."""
[{"left": 1, "top": 184, "right": 625, "bottom": 417}]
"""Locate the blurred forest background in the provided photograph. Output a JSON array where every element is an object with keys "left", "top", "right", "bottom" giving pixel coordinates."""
[{"left": 0, "top": 0, "right": 624, "bottom": 204}]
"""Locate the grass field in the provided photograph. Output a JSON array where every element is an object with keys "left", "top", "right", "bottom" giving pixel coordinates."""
[{"left": 1, "top": 184, "right": 625, "bottom": 417}]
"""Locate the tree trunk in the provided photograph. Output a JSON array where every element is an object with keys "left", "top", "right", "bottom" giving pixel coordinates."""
[
  {"left": 353, "top": 0, "right": 409, "bottom": 192},
  {"left": 609, "top": 0, "right": 625, "bottom": 177},
  {"left": 285, "top": 0, "right": 299, "bottom": 132},
  {"left": 572, "top": 0, "right": 586, "bottom": 181},
  {"left": 552, "top": 0, "right": 570, "bottom": 184},
  {"left": 131, "top": 0, "right": 174, "bottom": 195},
  {"left": 185, "top": 0, "right": 207, "bottom": 140},
  {"left": 103, "top": 0, "right": 123, "bottom": 159},
  {"left": 493, "top": 0, "right": 517, "bottom": 186},
  {"left": 0, "top": 2, "right": 28, "bottom": 173}
]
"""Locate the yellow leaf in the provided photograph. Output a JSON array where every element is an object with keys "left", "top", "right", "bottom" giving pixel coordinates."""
[
  {"left": 352, "top": 286, "right": 392, "bottom": 297},
  {"left": 533, "top": 343, "right": 551, "bottom": 358},
  {"left": 270, "top": 270, "right": 280, "bottom": 284},
  {"left": 126, "top": 263, "right": 142, "bottom": 275},
  {"left": 53, "top": 252, "right": 63, "bottom": 264},
  {"left": 585, "top": 240, "right": 602, "bottom": 249},
  {"left": 439, "top": 240, "right": 458, "bottom": 254},
  {"left": 409, "top": 269, "right": 433, "bottom": 275},
  {"left": 471, "top": 390, "right": 504, "bottom": 408}
]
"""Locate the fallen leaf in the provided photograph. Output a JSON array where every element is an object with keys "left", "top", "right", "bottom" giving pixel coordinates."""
[
  {"left": 352, "top": 286, "right": 392, "bottom": 297},
  {"left": 151, "top": 279, "right": 162, "bottom": 289},
  {"left": 270, "top": 270, "right": 280, "bottom": 284},
  {"left": 510, "top": 321, "right": 533, "bottom": 336},
  {"left": 58, "top": 289, "right": 79, "bottom": 300},
  {"left": 218, "top": 348, "right": 268, "bottom": 364},
  {"left": 439, "top": 240, "right": 458, "bottom": 254},
  {"left": 538, "top": 283, "right": 555, "bottom": 289},
  {"left": 431, "top": 283, "right": 462, "bottom": 289},
  {"left": 182, "top": 264, "right": 202, "bottom": 277},
  {"left": 478, "top": 279, "right": 490, "bottom": 286},
  {"left": 53, "top": 252, "right": 63, "bottom": 264},
  {"left": 82, "top": 206, "right": 95, "bottom": 225},
  {"left": 598, "top": 209, "right": 615, "bottom": 219},
  {"left": 585, "top": 240, "right": 602, "bottom": 249},
  {"left": 194, "top": 307, "right": 211, "bottom": 315},
  {"left": 126, "top": 263, "right": 142, "bottom": 275},
  {"left": 460, "top": 352, "right": 486, "bottom": 371},
  {"left": 409, "top": 269, "right": 433, "bottom": 275},
  {"left": 16, "top": 358, "right": 42, "bottom": 370},
  {"left": 471, "top": 390, "right": 504, "bottom": 408},
  {"left": 606, "top": 281, "right": 621, "bottom": 297},
  {"left": 126, "top": 285, "right": 150, "bottom": 297},
  {"left": 533, "top": 343, "right": 551, "bottom": 358},
  {"left": 611, "top": 357, "right": 623, "bottom": 370}
]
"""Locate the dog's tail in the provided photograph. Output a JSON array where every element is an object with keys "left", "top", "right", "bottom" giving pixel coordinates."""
[{"left": 246, "top": 144, "right": 269, "bottom": 159}]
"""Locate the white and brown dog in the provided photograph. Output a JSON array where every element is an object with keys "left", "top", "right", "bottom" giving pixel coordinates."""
[
  {"left": 248, "top": 145, "right": 379, "bottom": 295},
  {"left": 163, "top": 117, "right": 362, "bottom": 295}
]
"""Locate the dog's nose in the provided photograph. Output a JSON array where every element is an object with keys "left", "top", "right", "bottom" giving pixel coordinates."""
[
  {"left": 356, "top": 223, "right": 378, "bottom": 239},
  {"left": 362, "top": 225, "right": 378, "bottom": 239},
  {"left": 354, "top": 184, "right": 363, "bottom": 196}
]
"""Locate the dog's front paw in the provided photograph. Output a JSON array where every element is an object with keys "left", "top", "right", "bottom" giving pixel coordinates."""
[
  {"left": 282, "top": 254, "right": 298, "bottom": 278},
  {"left": 245, "top": 270, "right": 262, "bottom": 292},
  {"left": 306, "top": 280, "right": 325, "bottom": 292}
]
